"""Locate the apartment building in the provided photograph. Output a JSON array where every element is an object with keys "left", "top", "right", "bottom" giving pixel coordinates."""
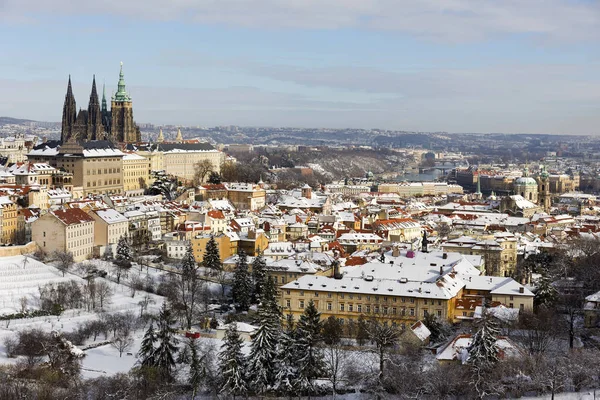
[
  {"left": 122, "top": 153, "right": 150, "bottom": 195},
  {"left": 32, "top": 208, "right": 95, "bottom": 262},
  {"left": 0, "top": 196, "right": 17, "bottom": 244},
  {"left": 88, "top": 208, "right": 129, "bottom": 249}
]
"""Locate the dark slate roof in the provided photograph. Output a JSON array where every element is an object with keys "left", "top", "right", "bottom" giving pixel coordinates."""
[{"left": 158, "top": 142, "right": 215, "bottom": 151}]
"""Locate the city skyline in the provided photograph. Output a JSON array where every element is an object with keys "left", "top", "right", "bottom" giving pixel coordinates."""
[{"left": 1, "top": 0, "right": 599, "bottom": 134}]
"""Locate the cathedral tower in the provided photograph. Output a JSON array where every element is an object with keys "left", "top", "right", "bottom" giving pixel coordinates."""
[
  {"left": 87, "top": 76, "right": 103, "bottom": 140},
  {"left": 111, "top": 62, "right": 140, "bottom": 143},
  {"left": 61, "top": 76, "right": 77, "bottom": 143},
  {"left": 101, "top": 83, "right": 111, "bottom": 134}
]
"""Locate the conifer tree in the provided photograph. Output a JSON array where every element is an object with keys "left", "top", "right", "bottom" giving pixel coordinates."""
[
  {"left": 138, "top": 322, "right": 157, "bottom": 368},
  {"left": 535, "top": 269, "right": 558, "bottom": 309},
  {"left": 153, "top": 303, "right": 180, "bottom": 380},
  {"left": 203, "top": 235, "right": 222, "bottom": 274},
  {"left": 178, "top": 336, "right": 205, "bottom": 397},
  {"left": 219, "top": 323, "right": 247, "bottom": 398},
  {"left": 467, "top": 311, "right": 500, "bottom": 369},
  {"left": 252, "top": 252, "right": 267, "bottom": 302},
  {"left": 232, "top": 251, "right": 251, "bottom": 312},
  {"left": 274, "top": 314, "right": 298, "bottom": 394},
  {"left": 116, "top": 235, "right": 133, "bottom": 263},
  {"left": 246, "top": 279, "right": 281, "bottom": 394},
  {"left": 294, "top": 299, "right": 325, "bottom": 394}
]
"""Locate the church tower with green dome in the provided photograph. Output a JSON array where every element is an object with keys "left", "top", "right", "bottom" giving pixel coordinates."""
[{"left": 110, "top": 62, "right": 141, "bottom": 143}]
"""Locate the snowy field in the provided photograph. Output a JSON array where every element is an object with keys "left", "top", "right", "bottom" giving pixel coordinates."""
[
  {"left": 0, "top": 255, "right": 166, "bottom": 376},
  {"left": 0, "top": 255, "right": 80, "bottom": 314}
]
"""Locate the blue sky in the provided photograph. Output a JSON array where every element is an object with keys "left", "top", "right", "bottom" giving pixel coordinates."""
[{"left": 0, "top": 0, "right": 599, "bottom": 134}]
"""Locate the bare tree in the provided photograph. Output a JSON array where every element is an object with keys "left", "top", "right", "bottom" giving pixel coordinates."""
[
  {"left": 364, "top": 318, "right": 400, "bottom": 387},
  {"left": 193, "top": 159, "right": 214, "bottom": 185},
  {"left": 53, "top": 250, "right": 74, "bottom": 277},
  {"left": 84, "top": 277, "right": 97, "bottom": 311},
  {"left": 138, "top": 294, "right": 155, "bottom": 317},
  {"left": 129, "top": 274, "right": 144, "bottom": 298},
  {"left": 111, "top": 331, "right": 133, "bottom": 358},
  {"left": 514, "top": 308, "right": 557, "bottom": 354},
  {"left": 95, "top": 281, "right": 113, "bottom": 309}
]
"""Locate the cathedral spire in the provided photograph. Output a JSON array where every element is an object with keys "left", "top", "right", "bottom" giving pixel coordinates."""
[
  {"left": 157, "top": 128, "right": 164, "bottom": 143},
  {"left": 114, "top": 61, "right": 130, "bottom": 102},
  {"left": 61, "top": 75, "right": 77, "bottom": 143},
  {"left": 101, "top": 83, "right": 107, "bottom": 112},
  {"left": 175, "top": 127, "right": 183, "bottom": 143}
]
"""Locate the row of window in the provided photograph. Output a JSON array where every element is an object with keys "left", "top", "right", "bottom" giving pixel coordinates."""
[
  {"left": 87, "top": 179, "right": 121, "bottom": 187},
  {"left": 288, "top": 299, "right": 443, "bottom": 318},
  {"left": 290, "top": 290, "right": 443, "bottom": 305},
  {"left": 86, "top": 168, "right": 121, "bottom": 175}
]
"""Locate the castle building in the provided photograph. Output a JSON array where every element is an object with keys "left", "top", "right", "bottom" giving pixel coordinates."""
[{"left": 61, "top": 63, "right": 141, "bottom": 145}]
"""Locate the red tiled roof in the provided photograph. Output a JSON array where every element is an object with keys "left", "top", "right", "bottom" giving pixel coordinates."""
[
  {"left": 52, "top": 208, "right": 94, "bottom": 225},
  {"left": 208, "top": 210, "right": 225, "bottom": 219}
]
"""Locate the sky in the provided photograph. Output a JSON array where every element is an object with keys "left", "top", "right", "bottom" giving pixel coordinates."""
[{"left": 0, "top": 0, "right": 599, "bottom": 134}]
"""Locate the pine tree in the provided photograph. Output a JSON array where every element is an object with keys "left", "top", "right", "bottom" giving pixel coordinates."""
[
  {"left": 138, "top": 322, "right": 157, "bottom": 368},
  {"left": 274, "top": 314, "right": 298, "bottom": 395},
  {"left": 294, "top": 299, "right": 325, "bottom": 394},
  {"left": 262, "top": 276, "right": 281, "bottom": 319},
  {"left": 116, "top": 236, "right": 133, "bottom": 263},
  {"left": 252, "top": 252, "right": 267, "bottom": 302},
  {"left": 153, "top": 303, "right": 180, "bottom": 380},
  {"left": 219, "top": 323, "right": 247, "bottom": 398},
  {"left": 246, "top": 281, "right": 281, "bottom": 394},
  {"left": 535, "top": 269, "right": 558, "bottom": 309},
  {"left": 232, "top": 251, "right": 251, "bottom": 312},
  {"left": 177, "top": 336, "right": 205, "bottom": 397},
  {"left": 203, "top": 235, "right": 222, "bottom": 274},
  {"left": 467, "top": 311, "right": 500, "bottom": 369}
]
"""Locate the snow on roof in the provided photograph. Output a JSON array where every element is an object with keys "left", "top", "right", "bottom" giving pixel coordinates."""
[
  {"left": 410, "top": 321, "right": 431, "bottom": 341},
  {"left": 218, "top": 322, "right": 258, "bottom": 333},
  {"left": 436, "top": 334, "right": 522, "bottom": 362},
  {"left": 281, "top": 272, "right": 464, "bottom": 300},
  {"left": 461, "top": 275, "right": 533, "bottom": 296},
  {"left": 123, "top": 153, "right": 146, "bottom": 160},
  {"left": 95, "top": 208, "right": 128, "bottom": 224},
  {"left": 0, "top": 196, "right": 13, "bottom": 205},
  {"left": 508, "top": 195, "right": 539, "bottom": 210},
  {"left": 51, "top": 208, "right": 95, "bottom": 225},
  {"left": 82, "top": 148, "right": 124, "bottom": 157}
]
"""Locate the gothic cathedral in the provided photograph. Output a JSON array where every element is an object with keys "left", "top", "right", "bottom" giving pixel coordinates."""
[{"left": 61, "top": 63, "right": 141, "bottom": 144}]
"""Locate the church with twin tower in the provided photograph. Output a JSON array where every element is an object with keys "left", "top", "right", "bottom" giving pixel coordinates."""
[{"left": 61, "top": 62, "right": 141, "bottom": 144}]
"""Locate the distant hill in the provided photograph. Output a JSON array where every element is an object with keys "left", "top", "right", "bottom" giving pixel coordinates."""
[{"left": 0, "top": 116, "right": 37, "bottom": 125}]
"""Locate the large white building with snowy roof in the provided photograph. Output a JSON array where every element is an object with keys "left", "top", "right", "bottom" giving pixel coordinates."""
[{"left": 280, "top": 249, "right": 532, "bottom": 328}]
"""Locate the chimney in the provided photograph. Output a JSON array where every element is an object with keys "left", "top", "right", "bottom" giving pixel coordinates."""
[
  {"left": 442, "top": 253, "right": 448, "bottom": 259},
  {"left": 332, "top": 261, "right": 342, "bottom": 279},
  {"left": 392, "top": 246, "right": 400, "bottom": 257},
  {"left": 439, "top": 266, "right": 443, "bottom": 275}
]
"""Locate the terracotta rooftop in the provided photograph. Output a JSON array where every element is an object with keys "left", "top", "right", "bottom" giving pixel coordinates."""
[{"left": 52, "top": 208, "right": 95, "bottom": 226}]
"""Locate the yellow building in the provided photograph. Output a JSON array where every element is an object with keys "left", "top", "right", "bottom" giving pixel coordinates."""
[
  {"left": 225, "top": 183, "right": 266, "bottom": 211},
  {"left": 281, "top": 252, "right": 533, "bottom": 328},
  {"left": 27, "top": 141, "right": 125, "bottom": 196},
  {"left": 122, "top": 153, "right": 150, "bottom": 195},
  {"left": 32, "top": 208, "right": 95, "bottom": 262},
  {"left": 160, "top": 143, "right": 224, "bottom": 183},
  {"left": 191, "top": 232, "right": 238, "bottom": 264},
  {"left": 442, "top": 233, "right": 518, "bottom": 277},
  {"left": 0, "top": 197, "right": 17, "bottom": 244}
]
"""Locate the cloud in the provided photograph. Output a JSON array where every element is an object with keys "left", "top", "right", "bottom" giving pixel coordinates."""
[{"left": 2, "top": 0, "right": 599, "bottom": 42}]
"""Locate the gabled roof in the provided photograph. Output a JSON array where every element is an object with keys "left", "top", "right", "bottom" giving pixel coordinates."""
[{"left": 51, "top": 208, "right": 95, "bottom": 226}]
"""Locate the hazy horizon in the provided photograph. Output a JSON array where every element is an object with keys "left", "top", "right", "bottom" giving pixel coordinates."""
[{"left": 1, "top": 1, "right": 599, "bottom": 135}]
